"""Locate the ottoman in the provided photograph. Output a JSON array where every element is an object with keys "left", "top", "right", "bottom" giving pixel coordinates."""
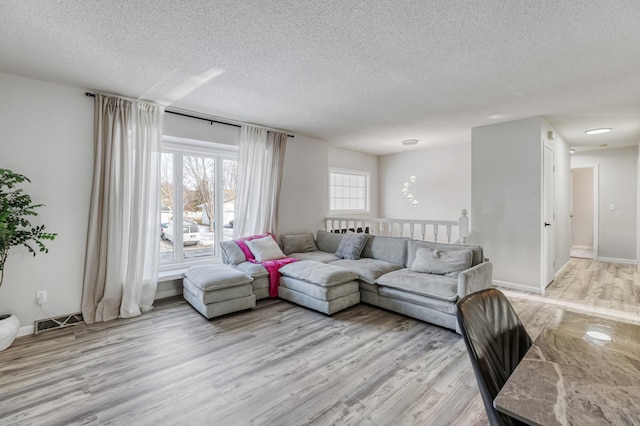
[
  {"left": 278, "top": 260, "right": 360, "bottom": 315},
  {"left": 183, "top": 264, "right": 256, "bottom": 319}
]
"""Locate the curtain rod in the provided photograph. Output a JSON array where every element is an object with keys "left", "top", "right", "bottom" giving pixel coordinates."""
[{"left": 85, "top": 92, "right": 294, "bottom": 138}]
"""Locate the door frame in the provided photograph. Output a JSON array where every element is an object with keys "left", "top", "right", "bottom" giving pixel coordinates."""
[
  {"left": 570, "top": 164, "right": 599, "bottom": 260},
  {"left": 542, "top": 144, "right": 555, "bottom": 290}
]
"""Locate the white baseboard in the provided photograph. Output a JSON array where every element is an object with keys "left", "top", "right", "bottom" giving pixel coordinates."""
[
  {"left": 597, "top": 257, "right": 637, "bottom": 265},
  {"left": 570, "top": 245, "right": 593, "bottom": 250},
  {"left": 17, "top": 325, "right": 34, "bottom": 337},
  {"left": 555, "top": 260, "right": 571, "bottom": 279},
  {"left": 492, "top": 280, "right": 543, "bottom": 295}
]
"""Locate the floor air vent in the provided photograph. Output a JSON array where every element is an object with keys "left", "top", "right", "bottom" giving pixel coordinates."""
[{"left": 34, "top": 313, "right": 84, "bottom": 335}]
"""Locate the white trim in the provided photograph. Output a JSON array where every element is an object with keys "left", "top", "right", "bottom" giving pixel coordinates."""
[
  {"left": 570, "top": 245, "right": 593, "bottom": 250},
  {"left": 597, "top": 257, "right": 638, "bottom": 265},
  {"left": 492, "top": 279, "right": 544, "bottom": 295},
  {"left": 17, "top": 325, "right": 34, "bottom": 337},
  {"left": 541, "top": 142, "right": 555, "bottom": 291},
  {"left": 637, "top": 148, "right": 640, "bottom": 268},
  {"left": 593, "top": 164, "right": 599, "bottom": 259},
  {"left": 554, "top": 259, "right": 571, "bottom": 279},
  {"left": 163, "top": 135, "right": 239, "bottom": 155}
]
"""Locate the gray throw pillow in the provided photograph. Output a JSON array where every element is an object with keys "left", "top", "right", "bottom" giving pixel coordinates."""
[
  {"left": 410, "top": 247, "right": 472, "bottom": 277},
  {"left": 282, "top": 233, "right": 318, "bottom": 255},
  {"left": 335, "top": 231, "right": 369, "bottom": 260}
]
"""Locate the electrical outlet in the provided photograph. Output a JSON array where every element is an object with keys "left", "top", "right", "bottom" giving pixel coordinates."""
[{"left": 36, "top": 290, "right": 47, "bottom": 305}]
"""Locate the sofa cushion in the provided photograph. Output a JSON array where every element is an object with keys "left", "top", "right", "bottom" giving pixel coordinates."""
[
  {"left": 234, "top": 261, "right": 269, "bottom": 278},
  {"left": 279, "top": 260, "right": 358, "bottom": 287},
  {"left": 410, "top": 247, "right": 472, "bottom": 278},
  {"left": 361, "top": 235, "right": 408, "bottom": 266},
  {"left": 329, "top": 258, "right": 404, "bottom": 284},
  {"left": 219, "top": 240, "right": 247, "bottom": 265},
  {"left": 279, "top": 276, "right": 359, "bottom": 301},
  {"left": 282, "top": 233, "right": 318, "bottom": 255},
  {"left": 335, "top": 231, "right": 369, "bottom": 260},
  {"left": 246, "top": 235, "right": 285, "bottom": 262},
  {"left": 289, "top": 251, "right": 341, "bottom": 263},
  {"left": 375, "top": 268, "right": 458, "bottom": 302},
  {"left": 377, "top": 286, "right": 457, "bottom": 314},
  {"left": 316, "top": 230, "right": 344, "bottom": 253},
  {"left": 184, "top": 264, "right": 253, "bottom": 291},
  {"left": 407, "top": 240, "right": 483, "bottom": 268}
]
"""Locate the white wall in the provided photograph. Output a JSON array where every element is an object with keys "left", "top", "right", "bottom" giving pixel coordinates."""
[
  {"left": 279, "top": 136, "right": 330, "bottom": 235},
  {"left": 572, "top": 146, "right": 638, "bottom": 261},
  {"left": 163, "top": 112, "right": 240, "bottom": 145},
  {"left": 0, "top": 72, "right": 94, "bottom": 334},
  {"left": 328, "top": 147, "right": 379, "bottom": 217},
  {"left": 379, "top": 143, "right": 471, "bottom": 221},
  {"left": 571, "top": 168, "right": 595, "bottom": 247}
]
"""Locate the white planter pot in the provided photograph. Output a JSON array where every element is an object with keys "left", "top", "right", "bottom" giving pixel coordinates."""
[{"left": 0, "top": 314, "right": 20, "bottom": 352}]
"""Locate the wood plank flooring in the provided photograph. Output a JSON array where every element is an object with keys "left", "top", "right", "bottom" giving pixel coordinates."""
[{"left": 1, "top": 258, "right": 638, "bottom": 426}]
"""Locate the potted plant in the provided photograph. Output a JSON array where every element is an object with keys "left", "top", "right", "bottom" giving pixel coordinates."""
[{"left": 0, "top": 168, "right": 56, "bottom": 351}]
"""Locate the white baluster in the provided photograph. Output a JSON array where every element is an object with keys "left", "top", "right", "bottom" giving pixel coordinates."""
[
  {"left": 433, "top": 224, "right": 438, "bottom": 242},
  {"left": 409, "top": 223, "right": 415, "bottom": 239},
  {"left": 421, "top": 224, "right": 426, "bottom": 240},
  {"left": 459, "top": 209, "right": 469, "bottom": 244},
  {"left": 446, "top": 225, "right": 452, "bottom": 243}
]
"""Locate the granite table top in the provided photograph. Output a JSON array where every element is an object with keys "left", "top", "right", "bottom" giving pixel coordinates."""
[{"left": 494, "top": 309, "right": 640, "bottom": 426}]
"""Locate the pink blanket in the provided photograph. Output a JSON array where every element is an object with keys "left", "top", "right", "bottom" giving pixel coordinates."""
[{"left": 235, "top": 234, "right": 298, "bottom": 297}]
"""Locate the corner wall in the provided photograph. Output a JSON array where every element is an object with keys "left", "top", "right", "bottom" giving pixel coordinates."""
[
  {"left": 379, "top": 143, "right": 471, "bottom": 221},
  {"left": 278, "top": 136, "right": 330, "bottom": 235},
  {"left": 471, "top": 117, "right": 543, "bottom": 290}
]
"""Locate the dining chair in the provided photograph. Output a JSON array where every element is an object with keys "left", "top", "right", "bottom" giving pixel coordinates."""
[{"left": 456, "top": 288, "right": 532, "bottom": 426}]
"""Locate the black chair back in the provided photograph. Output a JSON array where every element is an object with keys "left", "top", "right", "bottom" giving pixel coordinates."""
[{"left": 456, "top": 289, "right": 532, "bottom": 426}]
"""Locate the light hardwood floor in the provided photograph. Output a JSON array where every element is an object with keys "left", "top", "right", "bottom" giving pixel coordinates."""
[{"left": 1, "top": 259, "right": 638, "bottom": 426}]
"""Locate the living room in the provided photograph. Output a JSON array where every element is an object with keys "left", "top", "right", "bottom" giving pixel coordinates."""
[{"left": 1, "top": 2, "right": 640, "bottom": 425}]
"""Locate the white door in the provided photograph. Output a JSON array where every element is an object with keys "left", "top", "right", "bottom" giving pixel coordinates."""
[{"left": 543, "top": 145, "right": 555, "bottom": 288}]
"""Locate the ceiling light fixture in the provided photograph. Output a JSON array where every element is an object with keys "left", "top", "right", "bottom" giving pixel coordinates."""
[
  {"left": 570, "top": 148, "right": 576, "bottom": 153},
  {"left": 401, "top": 140, "right": 419, "bottom": 207},
  {"left": 585, "top": 128, "right": 611, "bottom": 135}
]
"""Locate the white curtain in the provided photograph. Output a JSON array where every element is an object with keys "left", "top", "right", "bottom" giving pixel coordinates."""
[
  {"left": 234, "top": 126, "right": 288, "bottom": 238},
  {"left": 82, "top": 94, "right": 163, "bottom": 324}
]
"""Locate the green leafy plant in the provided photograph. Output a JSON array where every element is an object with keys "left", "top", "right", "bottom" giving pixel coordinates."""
[{"left": 0, "top": 169, "right": 56, "bottom": 288}]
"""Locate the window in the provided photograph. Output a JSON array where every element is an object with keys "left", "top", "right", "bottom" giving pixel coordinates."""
[
  {"left": 160, "top": 138, "right": 237, "bottom": 268},
  {"left": 329, "top": 168, "right": 369, "bottom": 213}
]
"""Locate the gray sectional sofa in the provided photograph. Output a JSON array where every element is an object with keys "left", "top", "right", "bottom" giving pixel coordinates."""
[{"left": 219, "top": 230, "right": 493, "bottom": 333}]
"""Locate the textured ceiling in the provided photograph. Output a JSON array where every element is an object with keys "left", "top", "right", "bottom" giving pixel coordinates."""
[{"left": 1, "top": 1, "right": 640, "bottom": 155}]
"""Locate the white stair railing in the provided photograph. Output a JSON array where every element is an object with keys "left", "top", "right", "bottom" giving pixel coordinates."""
[{"left": 325, "top": 209, "right": 469, "bottom": 244}]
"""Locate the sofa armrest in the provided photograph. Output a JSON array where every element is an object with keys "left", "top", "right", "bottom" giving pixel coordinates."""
[{"left": 457, "top": 261, "right": 493, "bottom": 298}]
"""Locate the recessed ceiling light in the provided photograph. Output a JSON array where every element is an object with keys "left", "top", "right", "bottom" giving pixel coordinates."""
[
  {"left": 402, "top": 139, "right": 418, "bottom": 146},
  {"left": 600, "top": 144, "right": 608, "bottom": 147},
  {"left": 585, "top": 128, "right": 611, "bottom": 135},
  {"left": 570, "top": 148, "right": 576, "bottom": 153}
]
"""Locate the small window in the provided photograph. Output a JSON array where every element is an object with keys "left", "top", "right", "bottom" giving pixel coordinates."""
[{"left": 329, "top": 169, "right": 369, "bottom": 213}]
